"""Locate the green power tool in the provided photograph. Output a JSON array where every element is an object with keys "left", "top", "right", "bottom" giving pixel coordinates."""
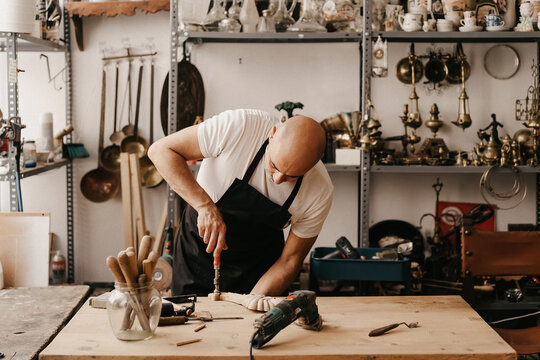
[{"left": 250, "top": 290, "right": 323, "bottom": 350}]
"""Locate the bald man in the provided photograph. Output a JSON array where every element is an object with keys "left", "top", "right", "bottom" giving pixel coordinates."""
[{"left": 148, "top": 109, "right": 334, "bottom": 304}]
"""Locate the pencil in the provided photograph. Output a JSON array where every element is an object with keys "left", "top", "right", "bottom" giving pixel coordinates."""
[
  {"left": 176, "top": 338, "right": 202, "bottom": 347},
  {"left": 194, "top": 323, "right": 206, "bottom": 332}
]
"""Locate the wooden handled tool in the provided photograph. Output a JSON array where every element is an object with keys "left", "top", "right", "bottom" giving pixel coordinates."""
[
  {"left": 138, "top": 235, "right": 153, "bottom": 273},
  {"left": 106, "top": 256, "right": 126, "bottom": 284}
]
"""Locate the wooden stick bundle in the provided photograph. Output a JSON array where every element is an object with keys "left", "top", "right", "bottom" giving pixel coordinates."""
[{"left": 106, "top": 235, "right": 160, "bottom": 332}]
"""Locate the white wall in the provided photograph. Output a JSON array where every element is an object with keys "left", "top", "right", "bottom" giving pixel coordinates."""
[{"left": 1, "top": 11, "right": 536, "bottom": 283}]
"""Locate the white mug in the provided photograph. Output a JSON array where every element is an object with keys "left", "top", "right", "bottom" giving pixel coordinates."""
[{"left": 460, "top": 17, "right": 476, "bottom": 27}]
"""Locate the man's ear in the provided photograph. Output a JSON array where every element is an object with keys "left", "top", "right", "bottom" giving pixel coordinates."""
[{"left": 269, "top": 126, "right": 277, "bottom": 140}]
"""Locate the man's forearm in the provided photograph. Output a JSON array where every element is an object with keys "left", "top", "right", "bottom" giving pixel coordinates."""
[
  {"left": 148, "top": 144, "right": 213, "bottom": 212},
  {"left": 250, "top": 256, "right": 302, "bottom": 296}
]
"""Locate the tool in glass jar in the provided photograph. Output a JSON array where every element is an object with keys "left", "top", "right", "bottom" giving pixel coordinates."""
[{"left": 368, "top": 321, "right": 419, "bottom": 337}]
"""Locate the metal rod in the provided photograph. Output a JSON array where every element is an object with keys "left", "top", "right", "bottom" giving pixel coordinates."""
[{"left": 102, "top": 51, "right": 157, "bottom": 61}]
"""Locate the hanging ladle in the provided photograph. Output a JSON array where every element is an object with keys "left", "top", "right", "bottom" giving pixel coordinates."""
[
  {"left": 121, "top": 62, "right": 148, "bottom": 158},
  {"left": 109, "top": 61, "right": 125, "bottom": 146},
  {"left": 122, "top": 56, "right": 135, "bottom": 137},
  {"left": 100, "top": 63, "right": 121, "bottom": 173},
  {"left": 140, "top": 59, "right": 164, "bottom": 188},
  {"left": 81, "top": 67, "right": 120, "bottom": 203}
]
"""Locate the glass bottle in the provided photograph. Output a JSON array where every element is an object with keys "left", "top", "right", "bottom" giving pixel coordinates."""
[
  {"left": 272, "top": 0, "right": 298, "bottom": 32},
  {"left": 287, "top": 0, "right": 327, "bottom": 32},
  {"left": 203, "top": 0, "right": 227, "bottom": 31},
  {"left": 240, "top": 0, "right": 260, "bottom": 32},
  {"left": 228, "top": 0, "right": 243, "bottom": 20},
  {"left": 107, "top": 282, "right": 162, "bottom": 341}
]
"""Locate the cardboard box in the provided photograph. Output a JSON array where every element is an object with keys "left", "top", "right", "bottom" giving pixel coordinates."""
[{"left": 335, "top": 148, "right": 361, "bottom": 165}]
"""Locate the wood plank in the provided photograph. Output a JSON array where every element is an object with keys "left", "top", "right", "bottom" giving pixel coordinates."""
[
  {"left": 129, "top": 153, "right": 146, "bottom": 249},
  {"left": 39, "top": 295, "right": 516, "bottom": 360},
  {"left": 0, "top": 213, "right": 50, "bottom": 287},
  {"left": 120, "top": 153, "right": 133, "bottom": 249},
  {"left": 1, "top": 285, "right": 90, "bottom": 360},
  {"left": 65, "top": 0, "right": 169, "bottom": 18}
]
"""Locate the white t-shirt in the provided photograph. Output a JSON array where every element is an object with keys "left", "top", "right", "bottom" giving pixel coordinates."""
[{"left": 197, "top": 109, "right": 334, "bottom": 238}]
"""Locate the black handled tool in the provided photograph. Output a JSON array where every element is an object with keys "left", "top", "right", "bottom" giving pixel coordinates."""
[
  {"left": 369, "top": 322, "right": 419, "bottom": 336},
  {"left": 336, "top": 236, "right": 359, "bottom": 259}
]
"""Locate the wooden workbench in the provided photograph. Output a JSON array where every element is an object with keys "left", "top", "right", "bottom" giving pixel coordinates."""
[
  {"left": 39, "top": 295, "right": 516, "bottom": 360},
  {"left": 1, "top": 285, "right": 90, "bottom": 360}
]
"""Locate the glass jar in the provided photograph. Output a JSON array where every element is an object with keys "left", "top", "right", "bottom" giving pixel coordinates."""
[
  {"left": 23, "top": 140, "right": 37, "bottom": 168},
  {"left": 107, "top": 282, "right": 162, "bottom": 341}
]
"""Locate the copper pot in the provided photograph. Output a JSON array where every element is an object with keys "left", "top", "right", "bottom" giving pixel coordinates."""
[{"left": 81, "top": 69, "right": 120, "bottom": 202}]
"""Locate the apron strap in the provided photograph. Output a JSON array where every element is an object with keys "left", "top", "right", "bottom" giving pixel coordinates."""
[
  {"left": 242, "top": 138, "right": 269, "bottom": 182},
  {"left": 282, "top": 176, "right": 303, "bottom": 210}
]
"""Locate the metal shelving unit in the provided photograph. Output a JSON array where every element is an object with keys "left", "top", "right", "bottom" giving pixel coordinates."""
[
  {"left": 363, "top": 1, "right": 540, "bottom": 228},
  {"left": 170, "top": 1, "right": 540, "bottom": 247},
  {"left": 0, "top": 8, "right": 74, "bottom": 282}
]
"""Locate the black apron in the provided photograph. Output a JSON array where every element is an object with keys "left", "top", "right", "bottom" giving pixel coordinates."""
[{"left": 172, "top": 139, "right": 303, "bottom": 295}]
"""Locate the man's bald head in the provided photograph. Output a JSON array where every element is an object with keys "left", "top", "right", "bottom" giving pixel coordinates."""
[{"left": 266, "top": 115, "right": 326, "bottom": 183}]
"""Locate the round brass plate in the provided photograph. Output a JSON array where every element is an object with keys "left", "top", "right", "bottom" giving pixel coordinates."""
[{"left": 396, "top": 57, "right": 424, "bottom": 84}]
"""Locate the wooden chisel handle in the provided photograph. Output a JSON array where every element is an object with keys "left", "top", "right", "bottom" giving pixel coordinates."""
[
  {"left": 118, "top": 252, "right": 136, "bottom": 285},
  {"left": 158, "top": 316, "right": 187, "bottom": 326},
  {"left": 138, "top": 235, "right": 153, "bottom": 272},
  {"left": 147, "top": 250, "right": 159, "bottom": 271},
  {"left": 126, "top": 250, "right": 139, "bottom": 279},
  {"left": 106, "top": 256, "right": 126, "bottom": 284},
  {"left": 142, "top": 259, "right": 153, "bottom": 282}
]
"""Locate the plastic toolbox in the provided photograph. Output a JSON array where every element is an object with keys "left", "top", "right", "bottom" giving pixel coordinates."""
[{"left": 310, "top": 247, "right": 411, "bottom": 283}]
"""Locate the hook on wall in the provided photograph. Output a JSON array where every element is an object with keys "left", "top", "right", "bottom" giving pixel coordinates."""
[{"left": 40, "top": 54, "right": 66, "bottom": 91}]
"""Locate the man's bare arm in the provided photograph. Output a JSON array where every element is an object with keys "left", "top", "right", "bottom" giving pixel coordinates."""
[
  {"left": 250, "top": 231, "right": 317, "bottom": 296},
  {"left": 147, "top": 125, "right": 227, "bottom": 256}
]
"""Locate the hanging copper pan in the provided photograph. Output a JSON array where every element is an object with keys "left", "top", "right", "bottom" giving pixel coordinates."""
[
  {"left": 121, "top": 63, "right": 148, "bottom": 158},
  {"left": 140, "top": 61, "right": 164, "bottom": 188},
  {"left": 160, "top": 58, "right": 205, "bottom": 135},
  {"left": 81, "top": 68, "right": 120, "bottom": 202}
]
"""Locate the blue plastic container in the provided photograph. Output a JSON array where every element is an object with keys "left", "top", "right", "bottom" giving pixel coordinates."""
[{"left": 310, "top": 247, "right": 411, "bottom": 291}]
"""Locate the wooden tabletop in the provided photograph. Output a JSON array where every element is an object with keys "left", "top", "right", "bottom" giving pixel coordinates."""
[
  {"left": 39, "top": 295, "right": 516, "bottom": 360},
  {"left": 1, "top": 285, "right": 90, "bottom": 360}
]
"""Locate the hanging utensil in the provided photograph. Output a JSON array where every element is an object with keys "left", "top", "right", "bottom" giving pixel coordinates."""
[
  {"left": 81, "top": 67, "right": 120, "bottom": 203},
  {"left": 110, "top": 61, "right": 125, "bottom": 145},
  {"left": 140, "top": 59, "right": 164, "bottom": 188},
  {"left": 446, "top": 43, "right": 471, "bottom": 84},
  {"left": 121, "top": 62, "right": 148, "bottom": 158},
  {"left": 122, "top": 57, "right": 135, "bottom": 136},
  {"left": 100, "top": 63, "right": 121, "bottom": 173},
  {"left": 396, "top": 56, "right": 424, "bottom": 84},
  {"left": 424, "top": 52, "right": 448, "bottom": 85},
  {"left": 160, "top": 54, "right": 205, "bottom": 135}
]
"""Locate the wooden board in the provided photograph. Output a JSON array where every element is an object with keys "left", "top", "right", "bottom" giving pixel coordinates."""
[
  {"left": 39, "top": 295, "right": 516, "bottom": 360},
  {"left": 1, "top": 285, "right": 90, "bottom": 360},
  {"left": 0, "top": 212, "right": 50, "bottom": 287}
]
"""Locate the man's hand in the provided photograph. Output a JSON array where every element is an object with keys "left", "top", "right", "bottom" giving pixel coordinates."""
[
  {"left": 212, "top": 292, "right": 282, "bottom": 312},
  {"left": 196, "top": 203, "right": 228, "bottom": 257}
]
